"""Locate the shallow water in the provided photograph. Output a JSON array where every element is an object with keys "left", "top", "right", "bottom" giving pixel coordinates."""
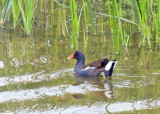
[{"left": 1, "top": 1, "right": 160, "bottom": 113}]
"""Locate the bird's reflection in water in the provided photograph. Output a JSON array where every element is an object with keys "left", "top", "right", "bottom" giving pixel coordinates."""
[{"left": 71, "top": 74, "right": 115, "bottom": 99}]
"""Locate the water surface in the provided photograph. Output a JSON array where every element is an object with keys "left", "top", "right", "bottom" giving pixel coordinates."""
[{"left": 0, "top": 1, "right": 160, "bottom": 113}]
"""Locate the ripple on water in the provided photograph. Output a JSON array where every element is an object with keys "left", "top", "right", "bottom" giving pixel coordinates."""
[
  {"left": 0, "top": 68, "right": 160, "bottom": 113},
  {"left": 0, "top": 80, "right": 113, "bottom": 103},
  {"left": 14, "top": 99, "right": 160, "bottom": 113},
  {"left": 0, "top": 68, "right": 74, "bottom": 87}
]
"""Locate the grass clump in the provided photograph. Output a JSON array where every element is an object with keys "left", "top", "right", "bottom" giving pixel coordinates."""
[
  {"left": 18, "top": 0, "right": 37, "bottom": 34},
  {"left": 11, "top": 0, "right": 22, "bottom": 28},
  {"left": 0, "top": 0, "right": 11, "bottom": 26}
]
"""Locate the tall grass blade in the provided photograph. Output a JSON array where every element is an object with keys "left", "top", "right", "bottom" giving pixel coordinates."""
[
  {"left": 112, "top": 0, "right": 119, "bottom": 52},
  {"left": 83, "top": 29, "right": 88, "bottom": 47},
  {"left": 129, "top": 25, "right": 133, "bottom": 45},
  {"left": 157, "top": 0, "right": 160, "bottom": 45},
  {"left": 18, "top": 0, "right": 37, "bottom": 34},
  {"left": 134, "top": 0, "right": 142, "bottom": 24},
  {"left": 82, "top": 0, "right": 88, "bottom": 30},
  {"left": 115, "top": 0, "right": 124, "bottom": 46},
  {"left": 69, "top": 0, "right": 77, "bottom": 47},
  {"left": 107, "top": 0, "right": 113, "bottom": 30},
  {"left": 0, "top": 0, "right": 11, "bottom": 26},
  {"left": 78, "top": 4, "right": 83, "bottom": 30},
  {"left": 88, "top": 0, "right": 96, "bottom": 33},
  {"left": 12, "top": 0, "right": 22, "bottom": 28},
  {"left": 72, "top": 0, "right": 79, "bottom": 36}
]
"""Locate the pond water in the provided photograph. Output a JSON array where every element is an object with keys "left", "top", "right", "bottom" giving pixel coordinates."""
[{"left": 1, "top": 2, "right": 160, "bottom": 114}]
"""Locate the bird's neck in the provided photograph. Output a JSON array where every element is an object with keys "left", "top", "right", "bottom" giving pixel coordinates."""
[{"left": 75, "top": 57, "right": 85, "bottom": 70}]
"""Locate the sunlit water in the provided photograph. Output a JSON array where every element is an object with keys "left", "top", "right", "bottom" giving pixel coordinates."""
[{"left": 1, "top": 2, "right": 160, "bottom": 114}]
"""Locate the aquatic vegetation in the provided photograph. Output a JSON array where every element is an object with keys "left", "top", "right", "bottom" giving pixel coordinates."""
[
  {"left": 105, "top": 0, "right": 160, "bottom": 50},
  {"left": 69, "top": 0, "right": 78, "bottom": 47},
  {"left": 67, "top": 0, "right": 160, "bottom": 50},
  {"left": 82, "top": 0, "right": 88, "bottom": 30},
  {"left": 11, "top": 0, "right": 22, "bottom": 28},
  {"left": 1, "top": 0, "right": 160, "bottom": 49},
  {"left": 83, "top": 29, "right": 88, "bottom": 47},
  {"left": 153, "top": 0, "right": 160, "bottom": 45},
  {"left": 0, "top": 0, "right": 11, "bottom": 26},
  {"left": 88, "top": 0, "right": 96, "bottom": 34},
  {"left": 18, "top": 0, "right": 37, "bottom": 34},
  {"left": 134, "top": 0, "right": 151, "bottom": 47},
  {"left": 112, "top": 0, "right": 119, "bottom": 52}
]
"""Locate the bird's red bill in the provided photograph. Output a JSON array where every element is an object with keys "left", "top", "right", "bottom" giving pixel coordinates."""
[{"left": 68, "top": 51, "right": 76, "bottom": 59}]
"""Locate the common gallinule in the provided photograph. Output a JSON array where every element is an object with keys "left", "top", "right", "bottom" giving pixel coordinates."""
[{"left": 68, "top": 50, "right": 117, "bottom": 77}]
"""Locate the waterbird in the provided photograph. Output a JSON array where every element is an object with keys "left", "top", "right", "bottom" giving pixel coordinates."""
[{"left": 68, "top": 50, "right": 117, "bottom": 77}]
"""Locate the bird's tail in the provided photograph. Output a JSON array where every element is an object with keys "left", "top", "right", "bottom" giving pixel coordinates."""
[{"left": 105, "top": 60, "right": 117, "bottom": 76}]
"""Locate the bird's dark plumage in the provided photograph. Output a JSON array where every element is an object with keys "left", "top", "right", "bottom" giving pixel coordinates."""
[{"left": 68, "top": 50, "right": 117, "bottom": 77}]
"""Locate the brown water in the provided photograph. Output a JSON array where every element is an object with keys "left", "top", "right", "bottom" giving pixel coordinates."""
[{"left": 0, "top": 2, "right": 160, "bottom": 114}]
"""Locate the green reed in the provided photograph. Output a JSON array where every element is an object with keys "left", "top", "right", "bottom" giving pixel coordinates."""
[
  {"left": 132, "top": 0, "right": 160, "bottom": 47},
  {"left": 118, "top": 0, "right": 122, "bottom": 17},
  {"left": 112, "top": 0, "right": 119, "bottom": 52},
  {"left": 134, "top": 0, "right": 151, "bottom": 47},
  {"left": 82, "top": 0, "right": 88, "bottom": 30},
  {"left": 40, "top": 0, "right": 44, "bottom": 10},
  {"left": 150, "top": 1, "right": 158, "bottom": 44},
  {"left": 2, "top": 0, "right": 160, "bottom": 49},
  {"left": 11, "top": 0, "right": 22, "bottom": 28},
  {"left": 106, "top": 0, "right": 140, "bottom": 51},
  {"left": 18, "top": 0, "right": 37, "bottom": 34},
  {"left": 0, "top": 0, "right": 11, "bottom": 26},
  {"left": 129, "top": 25, "right": 133, "bottom": 45},
  {"left": 83, "top": 29, "right": 88, "bottom": 47},
  {"left": 88, "top": 0, "right": 96, "bottom": 33},
  {"left": 72, "top": 0, "right": 79, "bottom": 36},
  {"left": 134, "top": 0, "right": 142, "bottom": 22},
  {"left": 69, "top": 0, "right": 86, "bottom": 47},
  {"left": 156, "top": 0, "right": 160, "bottom": 45},
  {"left": 115, "top": 0, "right": 124, "bottom": 46},
  {"left": 107, "top": 0, "right": 113, "bottom": 31},
  {"left": 107, "top": 0, "right": 132, "bottom": 51},
  {"left": 69, "top": 0, "right": 78, "bottom": 47}
]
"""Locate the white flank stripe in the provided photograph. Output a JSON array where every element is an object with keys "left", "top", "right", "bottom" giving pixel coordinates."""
[
  {"left": 82, "top": 66, "right": 96, "bottom": 71},
  {"left": 105, "top": 60, "right": 117, "bottom": 71}
]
